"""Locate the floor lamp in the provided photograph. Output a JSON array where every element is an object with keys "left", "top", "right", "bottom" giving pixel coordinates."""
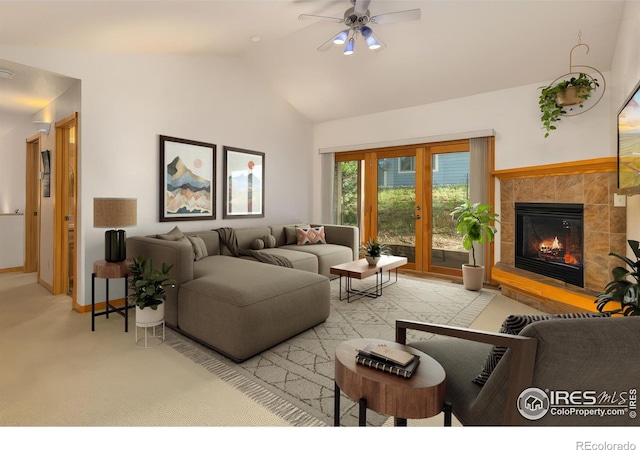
[{"left": 93, "top": 198, "right": 137, "bottom": 262}]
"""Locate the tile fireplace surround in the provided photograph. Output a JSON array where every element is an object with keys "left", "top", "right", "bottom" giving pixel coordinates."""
[{"left": 493, "top": 159, "right": 626, "bottom": 313}]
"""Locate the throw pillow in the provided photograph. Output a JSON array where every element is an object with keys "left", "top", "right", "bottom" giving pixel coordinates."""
[
  {"left": 285, "top": 224, "right": 310, "bottom": 245},
  {"left": 262, "top": 235, "right": 276, "bottom": 249},
  {"left": 250, "top": 238, "right": 265, "bottom": 250},
  {"left": 296, "top": 226, "right": 326, "bottom": 245},
  {"left": 472, "top": 312, "right": 611, "bottom": 386},
  {"left": 187, "top": 235, "right": 208, "bottom": 261},
  {"left": 156, "top": 226, "right": 184, "bottom": 241}
]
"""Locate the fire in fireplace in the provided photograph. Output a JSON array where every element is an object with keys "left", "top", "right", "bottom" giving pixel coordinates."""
[{"left": 515, "top": 202, "right": 584, "bottom": 287}]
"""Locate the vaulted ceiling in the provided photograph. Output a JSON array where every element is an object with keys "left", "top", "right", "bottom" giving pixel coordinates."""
[{"left": 0, "top": 0, "right": 626, "bottom": 137}]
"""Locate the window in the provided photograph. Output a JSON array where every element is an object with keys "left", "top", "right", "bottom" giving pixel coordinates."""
[{"left": 398, "top": 156, "right": 415, "bottom": 173}]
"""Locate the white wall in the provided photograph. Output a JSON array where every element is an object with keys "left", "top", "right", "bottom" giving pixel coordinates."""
[
  {"left": 611, "top": 1, "right": 640, "bottom": 245},
  {"left": 0, "top": 119, "right": 31, "bottom": 214},
  {"left": 0, "top": 47, "right": 314, "bottom": 306}
]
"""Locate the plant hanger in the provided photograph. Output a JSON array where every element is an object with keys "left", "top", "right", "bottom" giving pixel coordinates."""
[
  {"left": 549, "top": 32, "right": 606, "bottom": 117},
  {"left": 538, "top": 31, "right": 606, "bottom": 137}
]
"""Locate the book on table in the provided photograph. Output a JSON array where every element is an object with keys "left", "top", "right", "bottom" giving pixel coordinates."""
[
  {"left": 355, "top": 344, "right": 420, "bottom": 378},
  {"left": 360, "top": 343, "right": 416, "bottom": 366}
]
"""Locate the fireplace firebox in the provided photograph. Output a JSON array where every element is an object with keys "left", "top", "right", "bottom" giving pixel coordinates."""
[{"left": 515, "top": 203, "right": 584, "bottom": 287}]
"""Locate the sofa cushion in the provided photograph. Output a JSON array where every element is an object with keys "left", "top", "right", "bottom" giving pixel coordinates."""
[
  {"left": 156, "top": 226, "right": 185, "bottom": 241},
  {"left": 296, "top": 226, "right": 326, "bottom": 245},
  {"left": 280, "top": 243, "right": 353, "bottom": 278},
  {"left": 250, "top": 238, "right": 265, "bottom": 250},
  {"left": 187, "top": 235, "right": 208, "bottom": 261},
  {"left": 473, "top": 312, "right": 611, "bottom": 386},
  {"left": 262, "top": 235, "right": 276, "bottom": 248},
  {"left": 285, "top": 224, "right": 310, "bottom": 245}
]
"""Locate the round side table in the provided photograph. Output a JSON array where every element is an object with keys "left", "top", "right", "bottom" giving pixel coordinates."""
[
  {"left": 334, "top": 338, "right": 447, "bottom": 426},
  {"left": 91, "top": 259, "right": 133, "bottom": 332}
]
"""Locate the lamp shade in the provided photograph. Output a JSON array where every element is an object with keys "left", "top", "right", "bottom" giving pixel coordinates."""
[
  {"left": 94, "top": 198, "right": 137, "bottom": 262},
  {"left": 34, "top": 121, "right": 51, "bottom": 135},
  {"left": 94, "top": 198, "right": 137, "bottom": 228},
  {"left": 344, "top": 38, "right": 355, "bottom": 55}
]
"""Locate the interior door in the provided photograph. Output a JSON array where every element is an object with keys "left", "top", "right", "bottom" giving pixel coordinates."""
[
  {"left": 54, "top": 113, "right": 78, "bottom": 304},
  {"left": 24, "top": 136, "right": 41, "bottom": 274}
]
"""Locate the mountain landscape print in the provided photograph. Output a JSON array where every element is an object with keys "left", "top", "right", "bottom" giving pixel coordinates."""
[{"left": 160, "top": 136, "right": 215, "bottom": 221}]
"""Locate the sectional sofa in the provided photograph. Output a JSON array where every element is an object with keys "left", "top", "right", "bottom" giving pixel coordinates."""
[{"left": 126, "top": 223, "right": 359, "bottom": 361}]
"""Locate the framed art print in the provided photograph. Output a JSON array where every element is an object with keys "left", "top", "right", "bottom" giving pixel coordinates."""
[
  {"left": 223, "top": 146, "right": 265, "bottom": 219},
  {"left": 159, "top": 135, "right": 216, "bottom": 222}
]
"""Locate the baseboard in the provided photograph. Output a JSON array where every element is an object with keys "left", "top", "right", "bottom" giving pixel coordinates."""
[{"left": 0, "top": 266, "right": 24, "bottom": 274}]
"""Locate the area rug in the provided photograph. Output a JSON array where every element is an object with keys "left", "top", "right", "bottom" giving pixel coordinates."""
[{"left": 164, "top": 274, "right": 496, "bottom": 427}]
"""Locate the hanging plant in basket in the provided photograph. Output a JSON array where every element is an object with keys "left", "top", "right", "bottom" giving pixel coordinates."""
[{"left": 539, "top": 73, "right": 599, "bottom": 138}]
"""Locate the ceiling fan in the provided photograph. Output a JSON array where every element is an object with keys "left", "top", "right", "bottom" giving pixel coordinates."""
[{"left": 299, "top": 0, "right": 421, "bottom": 55}]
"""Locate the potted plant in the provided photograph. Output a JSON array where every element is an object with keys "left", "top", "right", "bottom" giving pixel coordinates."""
[
  {"left": 538, "top": 73, "right": 599, "bottom": 138},
  {"left": 361, "top": 237, "right": 391, "bottom": 265},
  {"left": 450, "top": 200, "right": 499, "bottom": 291},
  {"left": 594, "top": 240, "right": 640, "bottom": 316},
  {"left": 128, "top": 255, "right": 175, "bottom": 326}
]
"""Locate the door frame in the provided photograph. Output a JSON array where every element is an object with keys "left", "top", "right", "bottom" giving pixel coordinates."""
[
  {"left": 53, "top": 112, "right": 78, "bottom": 308},
  {"left": 25, "top": 134, "right": 42, "bottom": 275}
]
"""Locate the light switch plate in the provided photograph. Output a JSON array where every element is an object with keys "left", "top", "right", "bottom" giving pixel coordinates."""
[{"left": 614, "top": 193, "right": 627, "bottom": 207}]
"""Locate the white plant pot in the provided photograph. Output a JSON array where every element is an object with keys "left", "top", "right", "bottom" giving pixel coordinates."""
[
  {"left": 366, "top": 256, "right": 381, "bottom": 265},
  {"left": 135, "top": 302, "right": 164, "bottom": 327},
  {"left": 462, "top": 264, "right": 485, "bottom": 291}
]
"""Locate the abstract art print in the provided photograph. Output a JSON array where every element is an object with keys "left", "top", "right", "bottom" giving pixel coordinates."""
[
  {"left": 159, "top": 135, "right": 216, "bottom": 222},
  {"left": 223, "top": 146, "right": 264, "bottom": 219}
]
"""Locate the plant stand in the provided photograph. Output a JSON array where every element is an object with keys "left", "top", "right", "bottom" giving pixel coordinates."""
[{"left": 135, "top": 303, "right": 165, "bottom": 348}]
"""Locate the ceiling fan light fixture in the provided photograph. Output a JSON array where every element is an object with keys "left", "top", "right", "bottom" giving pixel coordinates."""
[
  {"left": 366, "top": 35, "right": 381, "bottom": 50},
  {"left": 360, "top": 26, "right": 373, "bottom": 38},
  {"left": 333, "top": 30, "right": 349, "bottom": 45},
  {"left": 344, "top": 38, "right": 355, "bottom": 55}
]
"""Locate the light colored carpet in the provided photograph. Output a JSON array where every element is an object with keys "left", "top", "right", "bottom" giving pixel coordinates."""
[
  {"left": 0, "top": 272, "right": 291, "bottom": 427},
  {"left": 164, "top": 274, "right": 498, "bottom": 426}
]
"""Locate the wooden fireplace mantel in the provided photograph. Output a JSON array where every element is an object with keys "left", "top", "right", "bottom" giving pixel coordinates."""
[{"left": 493, "top": 157, "right": 617, "bottom": 180}]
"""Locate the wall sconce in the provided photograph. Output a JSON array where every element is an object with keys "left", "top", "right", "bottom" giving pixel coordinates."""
[
  {"left": 93, "top": 198, "right": 138, "bottom": 262},
  {"left": 33, "top": 121, "right": 51, "bottom": 135}
]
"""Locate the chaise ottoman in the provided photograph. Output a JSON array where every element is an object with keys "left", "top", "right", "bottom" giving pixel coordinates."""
[{"left": 177, "top": 255, "right": 330, "bottom": 361}]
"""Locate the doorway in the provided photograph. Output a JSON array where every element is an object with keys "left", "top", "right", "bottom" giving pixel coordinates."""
[
  {"left": 53, "top": 113, "right": 78, "bottom": 307},
  {"left": 334, "top": 139, "right": 473, "bottom": 277}
]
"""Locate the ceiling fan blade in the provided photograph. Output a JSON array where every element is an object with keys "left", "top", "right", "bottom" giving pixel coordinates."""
[
  {"left": 368, "top": 30, "right": 387, "bottom": 52},
  {"left": 354, "top": 0, "right": 371, "bottom": 15},
  {"left": 298, "top": 13, "right": 344, "bottom": 23},
  {"left": 370, "top": 9, "right": 421, "bottom": 25},
  {"left": 317, "top": 34, "right": 339, "bottom": 52}
]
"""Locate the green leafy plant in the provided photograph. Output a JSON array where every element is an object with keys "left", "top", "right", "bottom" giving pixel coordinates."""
[
  {"left": 127, "top": 255, "right": 175, "bottom": 310},
  {"left": 360, "top": 237, "right": 391, "bottom": 258},
  {"left": 450, "top": 200, "right": 499, "bottom": 266},
  {"left": 595, "top": 240, "right": 640, "bottom": 316},
  {"left": 539, "top": 73, "right": 599, "bottom": 138}
]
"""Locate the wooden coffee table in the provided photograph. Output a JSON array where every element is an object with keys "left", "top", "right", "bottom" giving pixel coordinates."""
[
  {"left": 334, "top": 338, "right": 447, "bottom": 426},
  {"left": 330, "top": 255, "right": 408, "bottom": 302}
]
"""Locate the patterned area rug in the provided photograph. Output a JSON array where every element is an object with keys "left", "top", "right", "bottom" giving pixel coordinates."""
[{"left": 164, "top": 274, "right": 496, "bottom": 427}]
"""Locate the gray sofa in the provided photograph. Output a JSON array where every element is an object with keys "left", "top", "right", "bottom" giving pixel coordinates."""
[{"left": 127, "top": 223, "right": 358, "bottom": 361}]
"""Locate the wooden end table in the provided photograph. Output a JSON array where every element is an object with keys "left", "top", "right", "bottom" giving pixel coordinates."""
[
  {"left": 91, "top": 259, "right": 133, "bottom": 332},
  {"left": 334, "top": 338, "right": 447, "bottom": 426},
  {"left": 330, "top": 255, "right": 407, "bottom": 302}
]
